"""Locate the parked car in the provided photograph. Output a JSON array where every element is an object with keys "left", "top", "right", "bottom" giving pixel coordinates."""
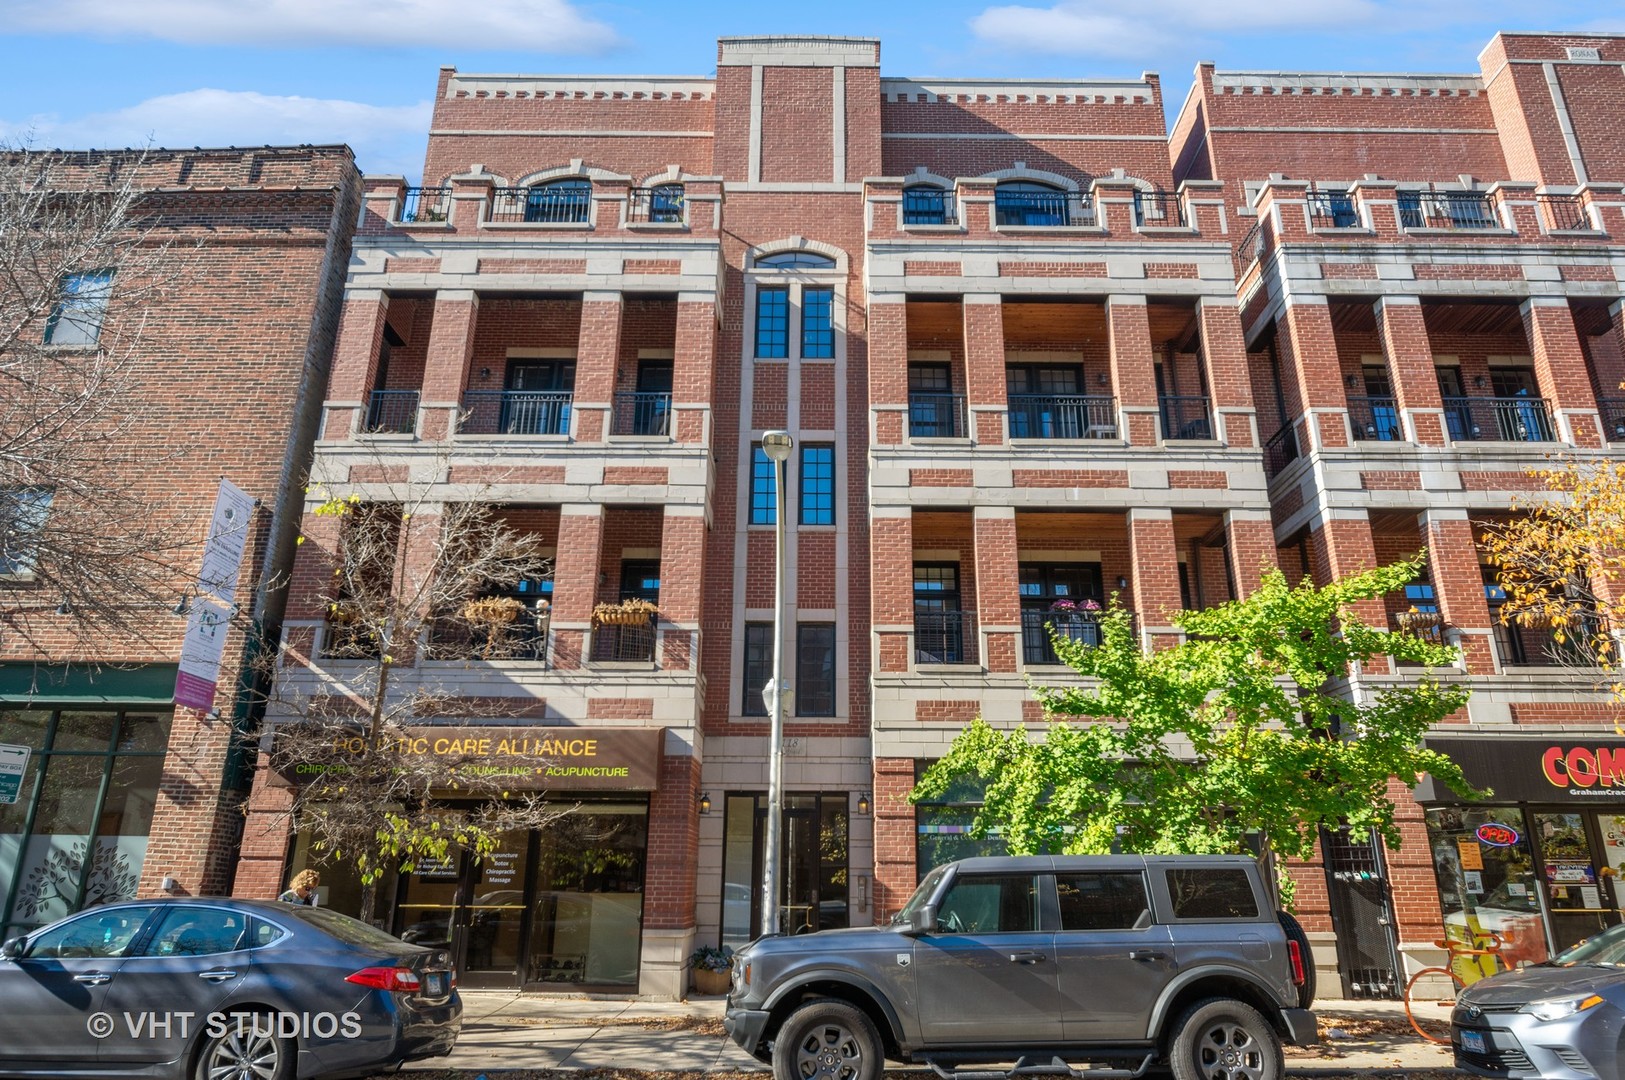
[
  {"left": 724, "top": 854, "right": 1317, "bottom": 1080},
  {"left": 0, "top": 897, "right": 460, "bottom": 1079},
  {"left": 1453, "top": 921, "right": 1625, "bottom": 1079}
]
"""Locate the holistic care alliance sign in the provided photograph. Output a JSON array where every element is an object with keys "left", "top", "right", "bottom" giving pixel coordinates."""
[
  {"left": 278, "top": 726, "right": 664, "bottom": 792},
  {"left": 1418, "top": 737, "right": 1625, "bottom": 804}
]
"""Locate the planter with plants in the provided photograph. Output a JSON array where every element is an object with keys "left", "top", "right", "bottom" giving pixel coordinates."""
[
  {"left": 593, "top": 598, "right": 659, "bottom": 626},
  {"left": 690, "top": 944, "right": 733, "bottom": 995}
]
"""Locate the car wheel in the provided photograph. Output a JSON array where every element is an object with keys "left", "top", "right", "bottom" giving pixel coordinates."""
[
  {"left": 772, "top": 999, "right": 883, "bottom": 1080},
  {"left": 1276, "top": 910, "right": 1316, "bottom": 1008},
  {"left": 1167, "top": 998, "right": 1282, "bottom": 1080},
  {"left": 193, "top": 1015, "right": 295, "bottom": 1080}
]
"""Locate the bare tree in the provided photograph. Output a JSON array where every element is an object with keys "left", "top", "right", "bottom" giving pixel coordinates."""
[
  {"left": 0, "top": 147, "right": 199, "bottom": 650},
  {"left": 255, "top": 467, "right": 564, "bottom": 922}
]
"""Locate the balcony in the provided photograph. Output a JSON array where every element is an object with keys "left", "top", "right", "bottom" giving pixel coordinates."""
[
  {"left": 591, "top": 620, "right": 657, "bottom": 663},
  {"left": 1442, "top": 396, "right": 1555, "bottom": 443},
  {"left": 1158, "top": 395, "right": 1213, "bottom": 441},
  {"left": 363, "top": 389, "right": 419, "bottom": 435},
  {"left": 915, "top": 611, "right": 978, "bottom": 665},
  {"left": 1536, "top": 193, "right": 1590, "bottom": 232},
  {"left": 1008, "top": 394, "right": 1118, "bottom": 440},
  {"left": 428, "top": 610, "right": 551, "bottom": 663},
  {"left": 903, "top": 186, "right": 959, "bottom": 226},
  {"left": 1307, "top": 189, "right": 1362, "bottom": 229},
  {"left": 611, "top": 392, "right": 672, "bottom": 437},
  {"left": 489, "top": 185, "right": 590, "bottom": 225},
  {"left": 399, "top": 186, "right": 451, "bottom": 224},
  {"left": 1348, "top": 396, "right": 1402, "bottom": 442},
  {"left": 627, "top": 186, "right": 684, "bottom": 225},
  {"left": 1398, "top": 190, "right": 1498, "bottom": 231},
  {"left": 1133, "top": 190, "right": 1187, "bottom": 228},
  {"left": 908, "top": 392, "right": 968, "bottom": 439},
  {"left": 1021, "top": 609, "right": 1105, "bottom": 666},
  {"left": 994, "top": 189, "right": 1096, "bottom": 228},
  {"left": 459, "top": 390, "right": 572, "bottom": 436}
]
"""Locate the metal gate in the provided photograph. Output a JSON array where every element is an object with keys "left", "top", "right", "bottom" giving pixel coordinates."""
[{"left": 1321, "top": 828, "right": 1402, "bottom": 999}]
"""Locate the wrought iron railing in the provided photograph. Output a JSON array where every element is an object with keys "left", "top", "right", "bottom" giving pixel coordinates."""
[
  {"left": 628, "top": 186, "right": 685, "bottom": 224},
  {"left": 1536, "top": 193, "right": 1590, "bottom": 232},
  {"left": 428, "top": 612, "right": 550, "bottom": 663},
  {"left": 902, "top": 186, "right": 959, "bottom": 226},
  {"left": 1347, "top": 395, "right": 1402, "bottom": 442},
  {"left": 994, "top": 190, "right": 1095, "bottom": 227},
  {"left": 1598, "top": 398, "right": 1625, "bottom": 442},
  {"left": 1133, "top": 190, "right": 1186, "bottom": 228},
  {"left": 1441, "top": 396, "right": 1555, "bottom": 443},
  {"left": 591, "top": 620, "right": 657, "bottom": 663},
  {"left": 611, "top": 391, "right": 672, "bottom": 436},
  {"left": 458, "top": 391, "right": 572, "bottom": 436},
  {"left": 1264, "top": 424, "right": 1300, "bottom": 477},
  {"left": 1158, "top": 395, "right": 1212, "bottom": 440},
  {"left": 908, "top": 392, "right": 968, "bottom": 439},
  {"left": 1021, "top": 609, "right": 1107, "bottom": 666},
  {"left": 1493, "top": 621, "right": 1594, "bottom": 667},
  {"left": 1397, "top": 189, "right": 1498, "bottom": 230},
  {"left": 1306, "top": 189, "right": 1361, "bottom": 228},
  {"left": 363, "top": 389, "right": 419, "bottom": 434},
  {"left": 915, "top": 611, "right": 978, "bottom": 665},
  {"left": 398, "top": 187, "right": 451, "bottom": 224},
  {"left": 489, "top": 186, "right": 591, "bottom": 224},
  {"left": 320, "top": 615, "right": 380, "bottom": 660},
  {"left": 1007, "top": 394, "right": 1118, "bottom": 439},
  {"left": 1232, "top": 216, "right": 1274, "bottom": 280}
]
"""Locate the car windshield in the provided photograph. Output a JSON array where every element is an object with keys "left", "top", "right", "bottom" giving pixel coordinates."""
[
  {"left": 892, "top": 865, "right": 950, "bottom": 925},
  {"left": 1551, "top": 922, "right": 1625, "bottom": 967},
  {"left": 284, "top": 905, "right": 414, "bottom": 951}
]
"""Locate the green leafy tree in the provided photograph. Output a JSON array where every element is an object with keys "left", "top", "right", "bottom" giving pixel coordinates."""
[{"left": 912, "top": 557, "right": 1478, "bottom": 901}]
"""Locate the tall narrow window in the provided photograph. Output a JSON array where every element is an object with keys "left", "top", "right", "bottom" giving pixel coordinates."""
[
  {"left": 749, "top": 444, "right": 777, "bottom": 525},
  {"left": 796, "top": 623, "right": 837, "bottom": 717},
  {"left": 742, "top": 622, "right": 774, "bottom": 716},
  {"left": 798, "top": 444, "right": 835, "bottom": 526},
  {"left": 44, "top": 270, "right": 114, "bottom": 346},
  {"left": 755, "top": 288, "right": 789, "bottom": 358},
  {"left": 0, "top": 489, "right": 53, "bottom": 579},
  {"left": 801, "top": 288, "right": 835, "bottom": 359}
]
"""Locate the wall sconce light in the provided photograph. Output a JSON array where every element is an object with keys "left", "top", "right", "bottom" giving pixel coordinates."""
[
  {"left": 856, "top": 792, "right": 871, "bottom": 815},
  {"left": 479, "top": 367, "right": 491, "bottom": 379},
  {"left": 55, "top": 598, "right": 73, "bottom": 616},
  {"left": 1344, "top": 373, "right": 1359, "bottom": 389},
  {"left": 1097, "top": 372, "right": 1110, "bottom": 385},
  {"left": 174, "top": 590, "right": 192, "bottom": 616},
  {"left": 1474, "top": 375, "right": 1486, "bottom": 389},
  {"left": 1117, "top": 576, "right": 1129, "bottom": 590},
  {"left": 698, "top": 792, "right": 712, "bottom": 815}
]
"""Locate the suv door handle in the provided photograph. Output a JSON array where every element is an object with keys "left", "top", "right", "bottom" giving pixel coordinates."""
[
  {"left": 1007, "top": 950, "right": 1047, "bottom": 964},
  {"left": 1129, "top": 950, "right": 1169, "bottom": 963},
  {"left": 198, "top": 970, "right": 238, "bottom": 982},
  {"left": 73, "top": 972, "right": 111, "bottom": 985}
]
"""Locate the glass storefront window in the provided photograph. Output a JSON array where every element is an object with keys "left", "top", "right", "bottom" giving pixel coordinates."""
[
  {"left": 1425, "top": 806, "right": 1548, "bottom": 970},
  {"left": 719, "top": 792, "right": 851, "bottom": 941},
  {"left": 914, "top": 763, "right": 1008, "bottom": 873},
  {"left": 1533, "top": 812, "right": 1610, "bottom": 952}
]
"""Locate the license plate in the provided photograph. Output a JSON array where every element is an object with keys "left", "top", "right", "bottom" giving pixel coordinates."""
[
  {"left": 1460, "top": 1030, "right": 1486, "bottom": 1054},
  {"left": 425, "top": 973, "right": 445, "bottom": 997}
]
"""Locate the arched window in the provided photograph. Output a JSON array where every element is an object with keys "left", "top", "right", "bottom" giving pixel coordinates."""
[
  {"left": 902, "top": 185, "right": 954, "bottom": 225},
  {"left": 524, "top": 178, "right": 591, "bottom": 224},
  {"left": 994, "top": 180, "right": 1072, "bottom": 227},
  {"left": 754, "top": 251, "right": 836, "bottom": 269},
  {"left": 645, "top": 183, "right": 685, "bottom": 224}
]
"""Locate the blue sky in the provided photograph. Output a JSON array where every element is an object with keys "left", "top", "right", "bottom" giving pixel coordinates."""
[{"left": 2, "top": 1, "right": 1619, "bottom": 181}]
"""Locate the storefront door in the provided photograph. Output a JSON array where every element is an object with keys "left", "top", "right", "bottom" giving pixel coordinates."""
[
  {"left": 1532, "top": 813, "right": 1613, "bottom": 953},
  {"left": 720, "top": 792, "right": 850, "bottom": 946}
]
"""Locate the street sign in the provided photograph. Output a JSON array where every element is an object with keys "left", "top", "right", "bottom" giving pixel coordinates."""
[{"left": 0, "top": 743, "right": 30, "bottom": 805}]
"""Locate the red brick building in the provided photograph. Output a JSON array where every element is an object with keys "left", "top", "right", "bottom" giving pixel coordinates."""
[
  {"left": 236, "top": 31, "right": 1625, "bottom": 999},
  {"left": 0, "top": 147, "right": 361, "bottom": 941}
]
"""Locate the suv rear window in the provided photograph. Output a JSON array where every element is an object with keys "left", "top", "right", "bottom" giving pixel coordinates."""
[
  {"left": 1165, "top": 868, "right": 1259, "bottom": 919},
  {"left": 1057, "top": 873, "right": 1150, "bottom": 931}
]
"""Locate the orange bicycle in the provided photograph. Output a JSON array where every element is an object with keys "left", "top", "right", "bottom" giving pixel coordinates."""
[{"left": 1403, "top": 931, "right": 1505, "bottom": 1043}]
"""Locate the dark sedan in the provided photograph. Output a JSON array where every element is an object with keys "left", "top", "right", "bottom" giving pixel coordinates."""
[{"left": 0, "top": 898, "right": 460, "bottom": 1079}]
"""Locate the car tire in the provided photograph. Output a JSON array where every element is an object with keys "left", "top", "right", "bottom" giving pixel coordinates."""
[
  {"left": 193, "top": 1013, "right": 296, "bottom": 1080},
  {"left": 772, "top": 999, "right": 883, "bottom": 1080},
  {"left": 1277, "top": 909, "right": 1316, "bottom": 1008},
  {"left": 1167, "top": 998, "right": 1283, "bottom": 1080}
]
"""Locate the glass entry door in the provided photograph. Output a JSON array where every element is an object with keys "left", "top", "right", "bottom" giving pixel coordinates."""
[
  {"left": 720, "top": 792, "right": 850, "bottom": 946},
  {"left": 1533, "top": 812, "right": 1612, "bottom": 952}
]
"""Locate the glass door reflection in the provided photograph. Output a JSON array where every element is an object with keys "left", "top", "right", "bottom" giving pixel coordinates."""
[{"left": 1534, "top": 812, "right": 1611, "bottom": 952}]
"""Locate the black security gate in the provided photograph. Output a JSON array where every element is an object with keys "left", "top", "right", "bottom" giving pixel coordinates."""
[{"left": 1322, "top": 827, "right": 1403, "bottom": 999}]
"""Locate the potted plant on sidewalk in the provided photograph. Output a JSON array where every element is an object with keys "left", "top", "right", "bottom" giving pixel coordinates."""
[{"left": 690, "top": 944, "right": 733, "bottom": 995}]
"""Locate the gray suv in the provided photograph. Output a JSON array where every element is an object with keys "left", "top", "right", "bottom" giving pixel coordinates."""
[{"left": 724, "top": 855, "right": 1316, "bottom": 1080}]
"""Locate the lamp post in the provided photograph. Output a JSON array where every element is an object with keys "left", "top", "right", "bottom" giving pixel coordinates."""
[{"left": 760, "top": 429, "right": 794, "bottom": 936}]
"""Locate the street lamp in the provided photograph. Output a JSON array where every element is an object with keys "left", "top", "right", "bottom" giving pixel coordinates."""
[{"left": 760, "top": 429, "right": 794, "bottom": 936}]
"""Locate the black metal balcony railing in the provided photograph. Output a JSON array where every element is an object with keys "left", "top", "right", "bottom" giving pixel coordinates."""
[
  {"left": 1347, "top": 396, "right": 1402, "bottom": 442},
  {"left": 1021, "top": 609, "right": 1106, "bottom": 666},
  {"left": 591, "top": 620, "right": 657, "bottom": 663},
  {"left": 1158, "top": 395, "right": 1212, "bottom": 441},
  {"left": 1264, "top": 424, "right": 1300, "bottom": 477},
  {"left": 1232, "top": 216, "right": 1274, "bottom": 280},
  {"left": 489, "top": 186, "right": 591, "bottom": 225},
  {"left": 908, "top": 392, "right": 968, "bottom": 439},
  {"left": 428, "top": 613, "right": 550, "bottom": 663},
  {"left": 1493, "top": 621, "right": 1594, "bottom": 668},
  {"left": 1007, "top": 394, "right": 1118, "bottom": 440},
  {"left": 1599, "top": 398, "right": 1625, "bottom": 443},
  {"left": 915, "top": 611, "right": 978, "bottom": 665},
  {"left": 1133, "top": 190, "right": 1186, "bottom": 228},
  {"left": 363, "top": 389, "right": 419, "bottom": 434},
  {"left": 458, "top": 391, "right": 572, "bottom": 436},
  {"left": 1536, "top": 193, "right": 1590, "bottom": 232},
  {"left": 1306, "top": 190, "right": 1361, "bottom": 228},
  {"left": 611, "top": 392, "right": 672, "bottom": 436},
  {"left": 1441, "top": 396, "right": 1555, "bottom": 443},
  {"left": 994, "top": 190, "right": 1096, "bottom": 228},
  {"left": 398, "top": 187, "right": 452, "bottom": 224},
  {"left": 1398, "top": 190, "right": 1498, "bottom": 230},
  {"left": 902, "top": 187, "right": 959, "bottom": 226},
  {"left": 628, "top": 186, "right": 684, "bottom": 224}
]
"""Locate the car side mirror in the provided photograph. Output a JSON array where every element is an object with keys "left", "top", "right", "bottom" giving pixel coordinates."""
[
  {"left": 2, "top": 937, "right": 26, "bottom": 960},
  {"left": 903, "top": 904, "right": 937, "bottom": 936}
]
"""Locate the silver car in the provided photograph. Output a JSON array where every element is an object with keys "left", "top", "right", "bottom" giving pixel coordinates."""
[{"left": 1453, "top": 922, "right": 1625, "bottom": 1079}]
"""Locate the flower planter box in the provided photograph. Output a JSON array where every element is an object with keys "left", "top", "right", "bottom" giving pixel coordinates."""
[{"left": 692, "top": 967, "right": 730, "bottom": 995}]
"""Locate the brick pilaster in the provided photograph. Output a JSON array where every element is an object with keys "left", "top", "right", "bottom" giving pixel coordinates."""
[
  {"left": 1521, "top": 298, "right": 1602, "bottom": 447},
  {"left": 1374, "top": 297, "right": 1447, "bottom": 446},
  {"left": 1199, "top": 299, "right": 1258, "bottom": 448},
  {"left": 233, "top": 763, "right": 296, "bottom": 902},
  {"left": 1278, "top": 299, "right": 1351, "bottom": 451},
  {"left": 1129, "top": 508, "right": 1183, "bottom": 648},
  {"left": 1308, "top": 511, "right": 1391, "bottom": 675},
  {"left": 1421, "top": 510, "right": 1497, "bottom": 675},
  {"left": 419, "top": 290, "right": 478, "bottom": 439},
  {"left": 575, "top": 291, "right": 623, "bottom": 443},
  {"left": 872, "top": 511, "right": 914, "bottom": 674},
  {"left": 963, "top": 295, "right": 1006, "bottom": 446},
  {"left": 672, "top": 295, "right": 716, "bottom": 445},
  {"left": 872, "top": 757, "right": 919, "bottom": 923},
  {"left": 1224, "top": 509, "right": 1279, "bottom": 598},
  {"left": 551, "top": 506, "right": 604, "bottom": 670},
  {"left": 644, "top": 749, "right": 701, "bottom": 931},
  {"left": 973, "top": 507, "right": 1020, "bottom": 672},
  {"left": 659, "top": 508, "right": 706, "bottom": 674},
  {"left": 1108, "top": 295, "right": 1159, "bottom": 446},
  {"left": 324, "top": 292, "right": 390, "bottom": 439},
  {"left": 869, "top": 297, "right": 910, "bottom": 446}
]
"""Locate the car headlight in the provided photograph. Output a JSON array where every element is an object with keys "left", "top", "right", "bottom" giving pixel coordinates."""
[{"left": 1521, "top": 994, "right": 1606, "bottom": 1022}]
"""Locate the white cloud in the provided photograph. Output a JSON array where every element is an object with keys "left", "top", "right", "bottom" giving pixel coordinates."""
[
  {"left": 971, "top": 0, "right": 1382, "bottom": 59},
  {"left": 3, "top": 0, "right": 619, "bottom": 53},
  {"left": 2, "top": 89, "right": 433, "bottom": 179}
]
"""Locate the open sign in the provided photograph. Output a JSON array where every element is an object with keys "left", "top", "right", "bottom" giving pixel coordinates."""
[{"left": 1476, "top": 823, "right": 1521, "bottom": 848}]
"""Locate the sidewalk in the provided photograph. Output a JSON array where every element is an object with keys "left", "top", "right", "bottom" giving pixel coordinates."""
[{"left": 410, "top": 993, "right": 1460, "bottom": 1077}]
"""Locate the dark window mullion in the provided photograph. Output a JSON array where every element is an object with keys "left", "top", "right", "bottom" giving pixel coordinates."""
[{"left": 0, "top": 709, "right": 59, "bottom": 932}]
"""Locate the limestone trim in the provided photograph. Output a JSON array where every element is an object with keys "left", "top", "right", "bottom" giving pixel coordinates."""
[
  {"left": 880, "top": 77, "right": 1156, "bottom": 103},
  {"left": 444, "top": 74, "right": 715, "bottom": 100},
  {"left": 719, "top": 35, "right": 880, "bottom": 67},
  {"left": 1209, "top": 71, "right": 1482, "bottom": 95}
]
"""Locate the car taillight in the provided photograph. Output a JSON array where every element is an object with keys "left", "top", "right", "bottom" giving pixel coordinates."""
[
  {"left": 1286, "top": 939, "right": 1306, "bottom": 986},
  {"left": 346, "top": 967, "right": 422, "bottom": 993}
]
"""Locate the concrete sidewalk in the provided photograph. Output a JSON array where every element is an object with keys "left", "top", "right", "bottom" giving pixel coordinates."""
[{"left": 416, "top": 993, "right": 1459, "bottom": 1076}]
